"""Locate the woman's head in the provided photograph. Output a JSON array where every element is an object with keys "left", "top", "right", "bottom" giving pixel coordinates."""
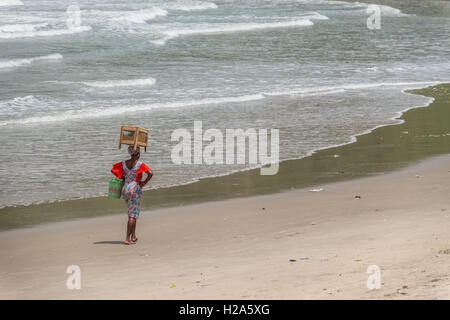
[{"left": 128, "top": 146, "right": 140, "bottom": 160}]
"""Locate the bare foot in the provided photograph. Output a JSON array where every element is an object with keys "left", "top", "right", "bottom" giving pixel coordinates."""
[
  {"left": 124, "top": 240, "right": 136, "bottom": 245},
  {"left": 132, "top": 237, "right": 138, "bottom": 242}
]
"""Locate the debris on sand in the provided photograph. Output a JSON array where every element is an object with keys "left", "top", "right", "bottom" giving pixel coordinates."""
[{"left": 299, "top": 256, "right": 309, "bottom": 260}]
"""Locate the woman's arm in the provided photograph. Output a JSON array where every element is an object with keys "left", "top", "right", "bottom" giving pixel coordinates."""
[{"left": 139, "top": 170, "right": 153, "bottom": 188}]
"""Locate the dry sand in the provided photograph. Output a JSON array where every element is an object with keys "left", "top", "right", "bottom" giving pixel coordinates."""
[{"left": 1, "top": 155, "right": 449, "bottom": 299}]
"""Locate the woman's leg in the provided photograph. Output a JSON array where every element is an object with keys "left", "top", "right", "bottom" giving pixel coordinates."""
[
  {"left": 125, "top": 217, "right": 136, "bottom": 245},
  {"left": 124, "top": 185, "right": 140, "bottom": 244},
  {"left": 130, "top": 189, "right": 141, "bottom": 242},
  {"left": 131, "top": 220, "right": 137, "bottom": 242}
]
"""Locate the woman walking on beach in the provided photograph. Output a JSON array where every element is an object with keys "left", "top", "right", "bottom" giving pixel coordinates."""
[{"left": 111, "top": 146, "right": 153, "bottom": 245}]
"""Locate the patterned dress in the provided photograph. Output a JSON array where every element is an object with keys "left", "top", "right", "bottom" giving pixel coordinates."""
[{"left": 122, "top": 161, "right": 143, "bottom": 219}]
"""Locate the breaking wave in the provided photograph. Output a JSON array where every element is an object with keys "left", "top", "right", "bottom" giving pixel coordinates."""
[
  {"left": 0, "top": 53, "right": 62, "bottom": 69},
  {"left": 151, "top": 18, "right": 317, "bottom": 45},
  {"left": 81, "top": 78, "right": 156, "bottom": 88}
]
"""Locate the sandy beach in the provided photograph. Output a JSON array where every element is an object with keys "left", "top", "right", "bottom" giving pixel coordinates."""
[
  {"left": 1, "top": 154, "right": 449, "bottom": 299},
  {"left": 1, "top": 0, "right": 450, "bottom": 303}
]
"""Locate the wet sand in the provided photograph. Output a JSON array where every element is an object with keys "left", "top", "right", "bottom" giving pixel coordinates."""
[{"left": 1, "top": 154, "right": 449, "bottom": 299}]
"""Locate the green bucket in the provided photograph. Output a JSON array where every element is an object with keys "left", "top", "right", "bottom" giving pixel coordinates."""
[{"left": 108, "top": 178, "right": 124, "bottom": 199}]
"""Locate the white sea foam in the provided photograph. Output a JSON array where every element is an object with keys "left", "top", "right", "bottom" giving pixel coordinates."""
[
  {"left": 305, "top": 0, "right": 409, "bottom": 16},
  {"left": 0, "top": 95, "right": 39, "bottom": 112},
  {"left": 0, "top": 0, "right": 23, "bottom": 6},
  {"left": 0, "top": 26, "right": 91, "bottom": 39},
  {"left": 298, "top": 0, "right": 364, "bottom": 7},
  {"left": 0, "top": 53, "right": 62, "bottom": 69},
  {"left": 0, "top": 81, "right": 440, "bottom": 127},
  {"left": 152, "top": 19, "right": 315, "bottom": 45},
  {"left": 0, "top": 95, "right": 58, "bottom": 120},
  {"left": 294, "top": 89, "right": 346, "bottom": 97},
  {"left": 162, "top": 1, "right": 218, "bottom": 11},
  {"left": 303, "top": 12, "right": 329, "bottom": 20},
  {"left": 81, "top": 78, "right": 156, "bottom": 88},
  {"left": 353, "top": 2, "right": 410, "bottom": 16},
  {"left": 263, "top": 81, "right": 440, "bottom": 97},
  {"left": 0, "top": 23, "right": 48, "bottom": 33},
  {"left": 377, "top": 4, "right": 409, "bottom": 17},
  {"left": 114, "top": 7, "right": 168, "bottom": 24},
  {"left": 0, "top": 14, "right": 49, "bottom": 25},
  {"left": 0, "top": 94, "right": 266, "bottom": 126},
  {"left": 0, "top": 95, "right": 36, "bottom": 108}
]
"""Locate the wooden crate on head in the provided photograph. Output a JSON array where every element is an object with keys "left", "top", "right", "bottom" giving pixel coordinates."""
[{"left": 118, "top": 125, "right": 149, "bottom": 152}]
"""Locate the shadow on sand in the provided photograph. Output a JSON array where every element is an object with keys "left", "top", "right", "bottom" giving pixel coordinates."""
[{"left": 93, "top": 241, "right": 124, "bottom": 245}]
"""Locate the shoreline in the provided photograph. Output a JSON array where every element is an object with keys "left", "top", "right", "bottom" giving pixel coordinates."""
[
  {"left": 0, "top": 81, "right": 438, "bottom": 209},
  {"left": 0, "top": 83, "right": 449, "bottom": 231},
  {"left": 1, "top": 154, "right": 449, "bottom": 299}
]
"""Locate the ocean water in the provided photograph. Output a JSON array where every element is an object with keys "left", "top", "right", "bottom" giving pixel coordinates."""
[{"left": 0, "top": 0, "right": 449, "bottom": 208}]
